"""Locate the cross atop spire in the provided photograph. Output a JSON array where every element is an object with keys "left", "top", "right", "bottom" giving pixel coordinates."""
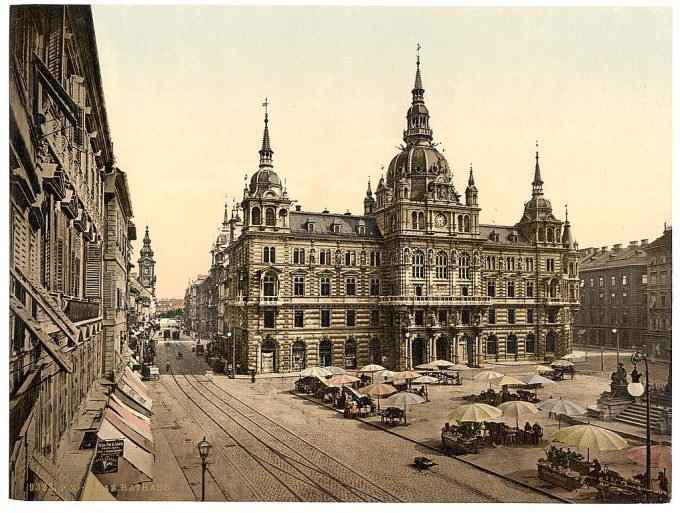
[
  {"left": 532, "top": 140, "right": 544, "bottom": 196},
  {"left": 259, "top": 98, "right": 273, "bottom": 168}
]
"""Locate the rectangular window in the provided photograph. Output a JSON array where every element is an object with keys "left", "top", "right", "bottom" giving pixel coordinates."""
[
  {"left": 320, "top": 277, "right": 330, "bottom": 296},
  {"left": 547, "top": 310, "right": 557, "bottom": 323},
  {"left": 508, "top": 309, "right": 515, "bottom": 324},
  {"left": 507, "top": 281, "right": 515, "bottom": 298},
  {"left": 346, "top": 310, "right": 356, "bottom": 327},
  {"left": 264, "top": 310, "right": 275, "bottom": 328},
  {"left": 294, "top": 276, "right": 305, "bottom": 296},
  {"left": 527, "top": 308, "right": 534, "bottom": 324},
  {"left": 346, "top": 278, "right": 356, "bottom": 296},
  {"left": 642, "top": 274, "right": 648, "bottom": 284},
  {"left": 370, "top": 251, "right": 381, "bottom": 266},
  {"left": 370, "top": 310, "right": 380, "bottom": 327},
  {"left": 660, "top": 271, "right": 667, "bottom": 284},
  {"left": 622, "top": 292, "right": 628, "bottom": 304},
  {"left": 370, "top": 278, "right": 380, "bottom": 296},
  {"left": 461, "top": 310, "right": 470, "bottom": 325},
  {"left": 599, "top": 277, "right": 604, "bottom": 287},
  {"left": 415, "top": 311, "right": 424, "bottom": 326},
  {"left": 611, "top": 276, "right": 616, "bottom": 286},
  {"left": 294, "top": 310, "right": 304, "bottom": 327},
  {"left": 487, "top": 281, "right": 495, "bottom": 297},
  {"left": 438, "top": 310, "right": 447, "bottom": 325},
  {"left": 415, "top": 285, "right": 423, "bottom": 296},
  {"left": 590, "top": 278, "right": 594, "bottom": 287},
  {"left": 321, "top": 309, "right": 331, "bottom": 327},
  {"left": 526, "top": 282, "right": 534, "bottom": 298},
  {"left": 546, "top": 258, "right": 555, "bottom": 272},
  {"left": 661, "top": 295, "right": 667, "bottom": 308},
  {"left": 611, "top": 292, "right": 616, "bottom": 303},
  {"left": 622, "top": 275, "right": 628, "bottom": 285},
  {"left": 488, "top": 309, "right": 496, "bottom": 324}
]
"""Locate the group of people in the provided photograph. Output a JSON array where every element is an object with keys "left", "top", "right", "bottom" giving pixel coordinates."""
[{"left": 523, "top": 421, "right": 545, "bottom": 444}]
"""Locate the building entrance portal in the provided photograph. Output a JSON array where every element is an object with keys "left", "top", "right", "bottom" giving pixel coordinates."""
[
  {"left": 412, "top": 337, "right": 427, "bottom": 368},
  {"left": 292, "top": 340, "right": 306, "bottom": 371},
  {"left": 436, "top": 336, "right": 450, "bottom": 361},
  {"left": 261, "top": 339, "right": 277, "bottom": 373}
]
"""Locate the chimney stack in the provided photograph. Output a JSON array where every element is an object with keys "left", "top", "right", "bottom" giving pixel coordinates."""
[
  {"left": 295, "top": 205, "right": 302, "bottom": 211},
  {"left": 601, "top": 246, "right": 608, "bottom": 253},
  {"left": 641, "top": 239, "right": 649, "bottom": 246},
  {"left": 629, "top": 241, "right": 638, "bottom": 247},
  {"left": 613, "top": 244, "right": 622, "bottom": 250}
]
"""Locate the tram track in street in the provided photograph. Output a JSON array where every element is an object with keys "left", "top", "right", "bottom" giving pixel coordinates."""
[{"left": 166, "top": 341, "right": 402, "bottom": 502}]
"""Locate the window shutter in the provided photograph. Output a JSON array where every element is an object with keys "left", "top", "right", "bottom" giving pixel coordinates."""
[
  {"left": 84, "top": 243, "right": 102, "bottom": 298},
  {"left": 46, "top": 7, "right": 64, "bottom": 81},
  {"left": 56, "top": 237, "right": 64, "bottom": 292},
  {"left": 12, "top": 208, "right": 29, "bottom": 272}
]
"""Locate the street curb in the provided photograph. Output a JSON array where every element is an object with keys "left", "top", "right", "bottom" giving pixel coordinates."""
[{"left": 292, "top": 391, "right": 572, "bottom": 504}]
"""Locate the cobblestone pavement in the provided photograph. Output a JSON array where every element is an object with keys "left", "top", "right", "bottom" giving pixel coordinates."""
[
  {"left": 125, "top": 335, "right": 559, "bottom": 502},
  {"left": 121, "top": 336, "right": 671, "bottom": 503}
]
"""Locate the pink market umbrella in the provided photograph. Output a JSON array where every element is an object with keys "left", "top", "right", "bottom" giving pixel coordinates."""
[
  {"left": 359, "top": 382, "right": 397, "bottom": 410},
  {"left": 328, "top": 374, "right": 360, "bottom": 386},
  {"left": 625, "top": 445, "right": 672, "bottom": 470}
]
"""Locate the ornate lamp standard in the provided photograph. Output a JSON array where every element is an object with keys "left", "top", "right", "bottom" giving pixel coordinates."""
[
  {"left": 197, "top": 436, "right": 212, "bottom": 501},
  {"left": 226, "top": 330, "right": 233, "bottom": 376},
  {"left": 628, "top": 350, "right": 651, "bottom": 501},
  {"left": 611, "top": 327, "right": 620, "bottom": 365}
]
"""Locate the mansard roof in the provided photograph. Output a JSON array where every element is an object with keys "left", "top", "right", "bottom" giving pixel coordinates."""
[
  {"left": 289, "top": 211, "right": 382, "bottom": 238},
  {"left": 578, "top": 245, "right": 649, "bottom": 271},
  {"left": 479, "top": 224, "right": 530, "bottom": 245}
]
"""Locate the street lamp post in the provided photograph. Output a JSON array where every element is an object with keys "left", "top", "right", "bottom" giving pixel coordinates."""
[
  {"left": 197, "top": 436, "right": 212, "bottom": 501},
  {"left": 600, "top": 347, "right": 604, "bottom": 372},
  {"left": 226, "top": 331, "right": 233, "bottom": 377},
  {"left": 612, "top": 327, "right": 620, "bottom": 366},
  {"left": 628, "top": 351, "right": 651, "bottom": 502}
]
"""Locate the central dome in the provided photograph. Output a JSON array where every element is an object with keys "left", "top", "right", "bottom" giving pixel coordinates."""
[
  {"left": 249, "top": 168, "right": 282, "bottom": 195},
  {"left": 386, "top": 144, "right": 450, "bottom": 189}
]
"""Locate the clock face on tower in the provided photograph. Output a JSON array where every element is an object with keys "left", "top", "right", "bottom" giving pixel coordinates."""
[{"left": 435, "top": 213, "right": 447, "bottom": 228}]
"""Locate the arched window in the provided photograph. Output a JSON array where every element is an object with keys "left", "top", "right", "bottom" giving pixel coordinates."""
[
  {"left": 263, "top": 246, "right": 276, "bottom": 263},
  {"left": 458, "top": 252, "right": 470, "bottom": 280},
  {"left": 546, "top": 332, "right": 556, "bottom": 353},
  {"left": 412, "top": 250, "right": 425, "bottom": 278},
  {"left": 344, "top": 250, "right": 356, "bottom": 266},
  {"left": 412, "top": 211, "right": 418, "bottom": 229},
  {"left": 547, "top": 227, "right": 554, "bottom": 242},
  {"left": 538, "top": 227, "right": 545, "bottom": 242},
  {"left": 463, "top": 215, "right": 470, "bottom": 232},
  {"left": 435, "top": 251, "right": 448, "bottom": 279},
  {"left": 458, "top": 215, "right": 464, "bottom": 232},
  {"left": 252, "top": 207, "right": 261, "bottom": 225},
  {"left": 418, "top": 212, "right": 425, "bottom": 230},
  {"left": 507, "top": 334, "right": 517, "bottom": 354},
  {"left": 486, "top": 335, "right": 497, "bottom": 355},
  {"left": 263, "top": 274, "right": 277, "bottom": 297},
  {"left": 548, "top": 278, "right": 559, "bottom": 298},
  {"left": 293, "top": 248, "right": 305, "bottom": 264},
  {"left": 370, "top": 251, "right": 381, "bottom": 266},
  {"left": 320, "top": 249, "right": 331, "bottom": 265},
  {"left": 526, "top": 334, "right": 536, "bottom": 353},
  {"left": 265, "top": 207, "right": 275, "bottom": 226}
]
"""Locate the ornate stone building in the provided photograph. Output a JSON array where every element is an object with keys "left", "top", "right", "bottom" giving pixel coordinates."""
[
  {"left": 203, "top": 56, "right": 580, "bottom": 374},
  {"left": 644, "top": 225, "right": 672, "bottom": 359}
]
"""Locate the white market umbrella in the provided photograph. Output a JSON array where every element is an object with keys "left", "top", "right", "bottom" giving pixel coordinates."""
[
  {"left": 299, "top": 366, "right": 332, "bottom": 378},
  {"left": 384, "top": 391, "right": 425, "bottom": 425},
  {"left": 359, "top": 364, "right": 385, "bottom": 373},
  {"left": 429, "top": 360, "right": 456, "bottom": 368},
  {"left": 498, "top": 400, "right": 541, "bottom": 428},
  {"left": 323, "top": 366, "right": 346, "bottom": 375},
  {"left": 447, "top": 403, "right": 503, "bottom": 423},
  {"left": 520, "top": 373, "right": 556, "bottom": 399},
  {"left": 536, "top": 397, "right": 588, "bottom": 428}
]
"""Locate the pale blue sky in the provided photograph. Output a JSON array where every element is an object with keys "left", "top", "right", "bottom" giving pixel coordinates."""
[{"left": 91, "top": 6, "right": 672, "bottom": 298}]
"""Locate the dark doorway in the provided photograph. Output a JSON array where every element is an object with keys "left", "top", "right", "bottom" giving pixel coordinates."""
[
  {"left": 261, "top": 338, "right": 277, "bottom": 373},
  {"left": 292, "top": 340, "right": 306, "bottom": 371},
  {"left": 436, "top": 336, "right": 450, "bottom": 361},
  {"left": 412, "top": 337, "right": 426, "bottom": 368}
]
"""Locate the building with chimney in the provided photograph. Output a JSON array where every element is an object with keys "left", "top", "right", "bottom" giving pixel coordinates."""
[{"left": 192, "top": 54, "right": 581, "bottom": 374}]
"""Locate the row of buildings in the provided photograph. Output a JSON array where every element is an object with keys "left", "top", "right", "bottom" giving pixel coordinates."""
[
  {"left": 185, "top": 53, "right": 582, "bottom": 374},
  {"left": 574, "top": 226, "right": 672, "bottom": 361},
  {"left": 9, "top": 5, "right": 156, "bottom": 500}
]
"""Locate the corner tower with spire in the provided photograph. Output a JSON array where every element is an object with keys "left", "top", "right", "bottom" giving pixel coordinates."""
[
  {"left": 242, "top": 99, "right": 292, "bottom": 232},
  {"left": 137, "top": 226, "right": 156, "bottom": 293}
]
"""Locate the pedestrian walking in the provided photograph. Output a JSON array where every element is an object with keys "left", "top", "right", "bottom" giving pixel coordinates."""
[{"left": 250, "top": 368, "right": 256, "bottom": 383}]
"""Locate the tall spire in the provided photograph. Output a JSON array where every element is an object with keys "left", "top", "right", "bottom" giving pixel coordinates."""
[
  {"left": 259, "top": 97, "right": 273, "bottom": 169},
  {"left": 403, "top": 43, "right": 432, "bottom": 145},
  {"left": 468, "top": 164, "right": 476, "bottom": 187},
  {"left": 532, "top": 140, "right": 544, "bottom": 196},
  {"left": 366, "top": 178, "right": 372, "bottom": 198},
  {"left": 562, "top": 203, "right": 574, "bottom": 249},
  {"left": 465, "top": 164, "right": 478, "bottom": 207}
]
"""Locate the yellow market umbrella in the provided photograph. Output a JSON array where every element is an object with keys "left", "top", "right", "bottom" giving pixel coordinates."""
[
  {"left": 473, "top": 370, "right": 503, "bottom": 388},
  {"left": 300, "top": 366, "right": 332, "bottom": 378},
  {"left": 498, "top": 400, "right": 540, "bottom": 428},
  {"left": 447, "top": 403, "right": 503, "bottom": 423},
  {"left": 551, "top": 423, "right": 628, "bottom": 461},
  {"left": 535, "top": 365, "right": 553, "bottom": 373},
  {"left": 491, "top": 375, "right": 526, "bottom": 387}
]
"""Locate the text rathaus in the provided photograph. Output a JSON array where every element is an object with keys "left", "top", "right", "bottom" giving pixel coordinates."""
[{"left": 197, "top": 55, "right": 581, "bottom": 374}]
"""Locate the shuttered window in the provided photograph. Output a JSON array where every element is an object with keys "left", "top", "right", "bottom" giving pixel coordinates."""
[
  {"left": 46, "top": 6, "right": 64, "bottom": 82},
  {"left": 56, "top": 237, "right": 64, "bottom": 292},
  {"left": 12, "top": 207, "right": 29, "bottom": 272},
  {"left": 84, "top": 243, "right": 101, "bottom": 298}
]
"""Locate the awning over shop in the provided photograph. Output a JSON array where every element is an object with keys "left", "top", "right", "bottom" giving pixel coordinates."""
[
  {"left": 97, "top": 419, "right": 153, "bottom": 484},
  {"left": 107, "top": 398, "right": 153, "bottom": 441},
  {"left": 122, "top": 367, "right": 152, "bottom": 405},
  {"left": 10, "top": 298, "right": 72, "bottom": 373},
  {"left": 103, "top": 410, "right": 153, "bottom": 453},
  {"left": 112, "top": 389, "right": 152, "bottom": 418},
  {"left": 80, "top": 472, "right": 116, "bottom": 501},
  {"left": 110, "top": 392, "right": 150, "bottom": 421}
]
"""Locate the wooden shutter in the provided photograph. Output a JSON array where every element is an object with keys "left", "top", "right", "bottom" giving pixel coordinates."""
[
  {"left": 70, "top": 76, "right": 86, "bottom": 148},
  {"left": 84, "top": 243, "right": 102, "bottom": 298},
  {"left": 12, "top": 208, "right": 29, "bottom": 273},
  {"left": 45, "top": 6, "right": 64, "bottom": 82},
  {"left": 56, "top": 237, "right": 64, "bottom": 292}
]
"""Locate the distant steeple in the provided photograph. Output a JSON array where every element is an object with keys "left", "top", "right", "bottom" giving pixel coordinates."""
[
  {"left": 465, "top": 164, "right": 478, "bottom": 207},
  {"left": 366, "top": 178, "right": 373, "bottom": 198},
  {"left": 364, "top": 178, "right": 376, "bottom": 215},
  {"left": 259, "top": 97, "right": 273, "bottom": 169},
  {"left": 403, "top": 44, "right": 433, "bottom": 146},
  {"left": 532, "top": 140, "right": 544, "bottom": 196},
  {"left": 140, "top": 226, "right": 153, "bottom": 258},
  {"left": 562, "top": 204, "right": 574, "bottom": 249}
]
